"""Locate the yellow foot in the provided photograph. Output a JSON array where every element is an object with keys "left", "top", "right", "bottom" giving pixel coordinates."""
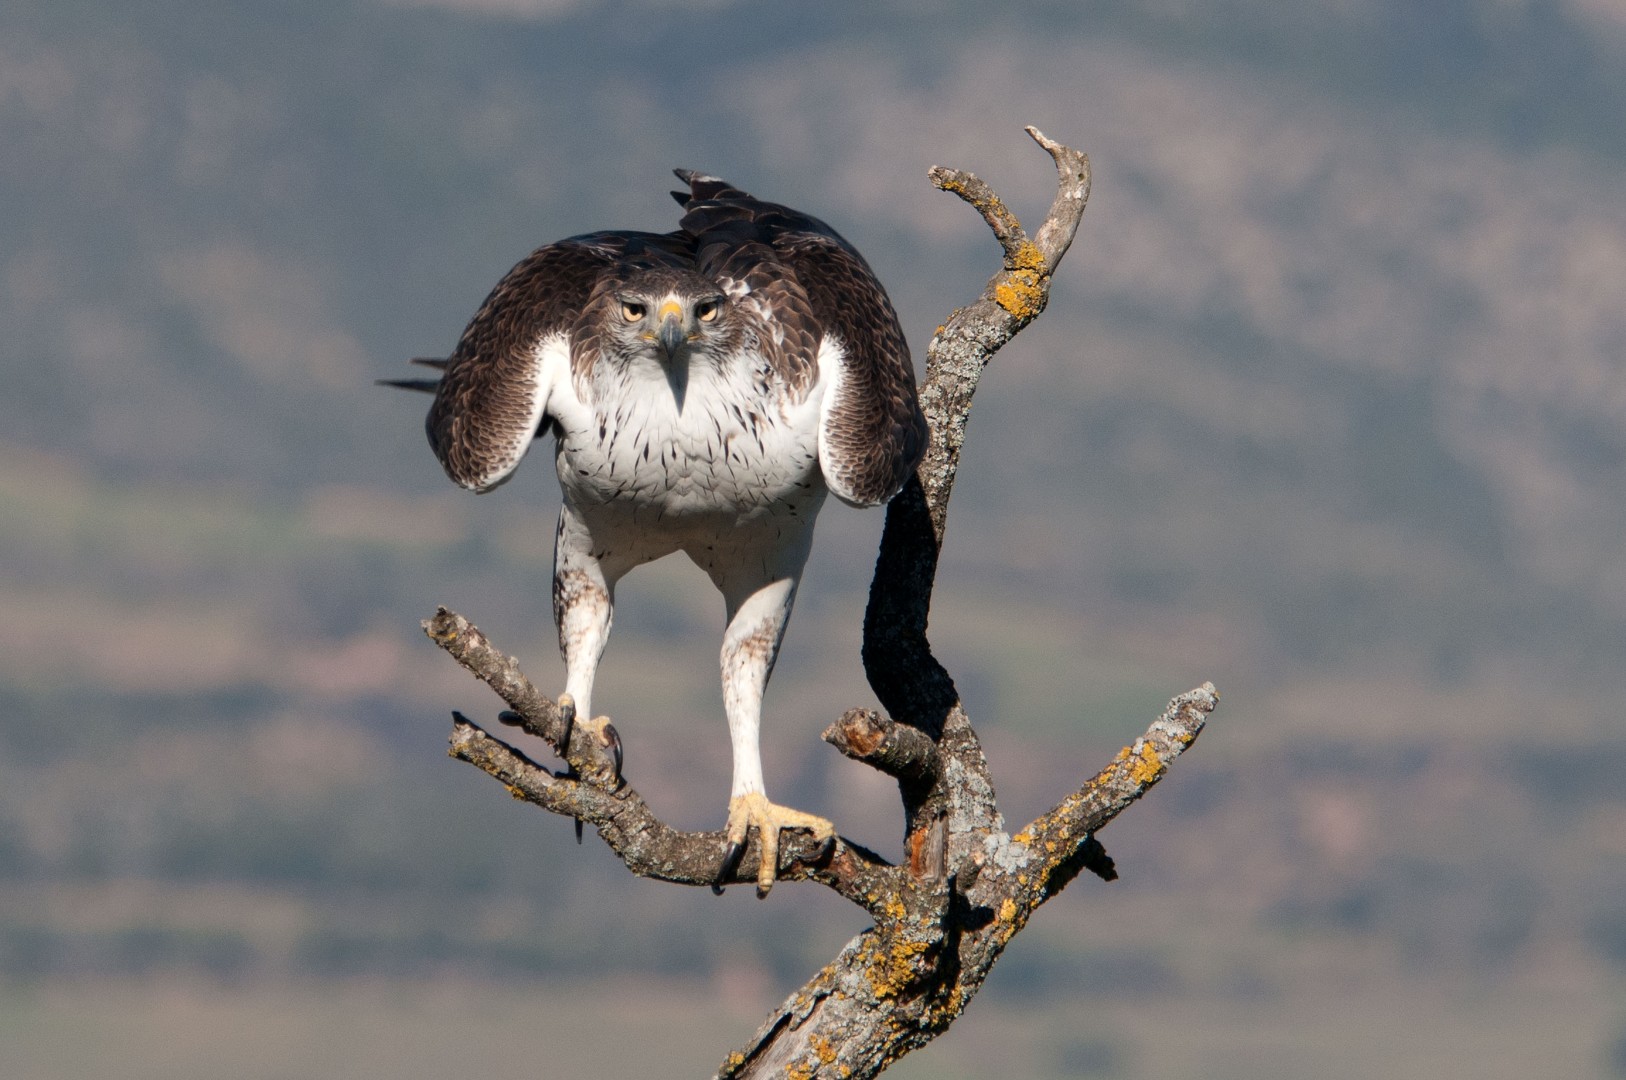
[{"left": 720, "top": 792, "right": 836, "bottom": 898}]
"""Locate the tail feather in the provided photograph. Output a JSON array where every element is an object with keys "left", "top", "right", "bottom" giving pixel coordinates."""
[
  {"left": 377, "top": 356, "right": 449, "bottom": 393},
  {"left": 376, "top": 377, "right": 440, "bottom": 394},
  {"left": 671, "top": 168, "right": 752, "bottom": 207}
]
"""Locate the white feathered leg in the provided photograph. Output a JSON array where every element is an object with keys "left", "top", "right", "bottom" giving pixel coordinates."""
[
  {"left": 553, "top": 504, "right": 615, "bottom": 725},
  {"left": 704, "top": 528, "right": 834, "bottom": 896},
  {"left": 551, "top": 503, "right": 634, "bottom": 798}
]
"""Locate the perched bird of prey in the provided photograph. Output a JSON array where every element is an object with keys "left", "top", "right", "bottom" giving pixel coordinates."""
[{"left": 387, "top": 171, "right": 927, "bottom": 896}]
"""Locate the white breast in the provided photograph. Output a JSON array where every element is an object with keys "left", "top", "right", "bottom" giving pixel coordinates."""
[{"left": 545, "top": 343, "right": 829, "bottom": 537}]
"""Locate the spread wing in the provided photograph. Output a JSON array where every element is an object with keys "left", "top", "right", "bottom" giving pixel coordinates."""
[
  {"left": 417, "top": 231, "right": 688, "bottom": 492},
  {"left": 674, "top": 171, "right": 928, "bottom": 507}
]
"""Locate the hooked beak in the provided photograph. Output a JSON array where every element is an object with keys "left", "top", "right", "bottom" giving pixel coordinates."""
[{"left": 657, "top": 302, "right": 685, "bottom": 361}]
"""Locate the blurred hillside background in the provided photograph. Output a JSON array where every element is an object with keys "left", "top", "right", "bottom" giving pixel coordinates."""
[{"left": 3, "top": 1, "right": 1625, "bottom": 1077}]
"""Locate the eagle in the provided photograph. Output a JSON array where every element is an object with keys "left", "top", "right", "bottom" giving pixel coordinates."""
[{"left": 388, "top": 171, "right": 927, "bottom": 896}]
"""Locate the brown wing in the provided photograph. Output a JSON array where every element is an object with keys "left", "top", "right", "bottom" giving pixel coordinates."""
[
  {"left": 420, "top": 231, "right": 688, "bottom": 491},
  {"left": 675, "top": 172, "right": 927, "bottom": 506}
]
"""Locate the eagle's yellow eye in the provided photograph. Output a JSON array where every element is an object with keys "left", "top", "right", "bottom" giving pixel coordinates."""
[
  {"left": 620, "top": 301, "right": 645, "bottom": 322},
  {"left": 696, "top": 299, "right": 720, "bottom": 323}
]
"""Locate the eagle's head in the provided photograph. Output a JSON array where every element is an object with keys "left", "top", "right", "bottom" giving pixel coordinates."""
[
  {"left": 605, "top": 266, "right": 734, "bottom": 368},
  {"left": 589, "top": 266, "right": 739, "bottom": 410}
]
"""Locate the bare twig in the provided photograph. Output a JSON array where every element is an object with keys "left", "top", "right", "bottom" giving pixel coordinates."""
[
  {"left": 822, "top": 708, "right": 940, "bottom": 784},
  {"left": 917, "top": 126, "right": 1091, "bottom": 541}
]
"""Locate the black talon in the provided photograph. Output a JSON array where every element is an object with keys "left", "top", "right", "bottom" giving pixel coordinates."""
[
  {"left": 562, "top": 755, "right": 584, "bottom": 843},
  {"left": 497, "top": 710, "right": 524, "bottom": 728},
  {"left": 714, "top": 839, "right": 746, "bottom": 895},
  {"left": 815, "top": 833, "right": 837, "bottom": 862},
  {"left": 557, "top": 697, "right": 576, "bottom": 757},
  {"left": 560, "top": 716, "right": 583, "bottom": 841},
  {"left": 563, "top": 754, "right": 584, "bottom": 842}
]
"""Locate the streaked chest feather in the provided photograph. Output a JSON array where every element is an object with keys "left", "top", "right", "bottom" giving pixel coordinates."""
[{"left": 551, "top": 355, "right": 824, "bottom": 521}]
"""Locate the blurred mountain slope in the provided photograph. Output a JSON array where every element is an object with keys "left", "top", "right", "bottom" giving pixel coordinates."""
[{"left": 3, "top": 1, "right": 1625, "bottom": 1077}]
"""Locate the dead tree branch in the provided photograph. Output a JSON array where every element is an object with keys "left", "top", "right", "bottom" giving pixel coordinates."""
[{"left": 429, "top": 127, "right": 1217, "bottom": 1078}]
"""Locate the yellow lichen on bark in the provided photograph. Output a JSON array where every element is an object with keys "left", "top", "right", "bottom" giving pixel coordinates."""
[
  {"left": 993, "top": 273, "right": 1043, "bottom": 318},
  {"left": 933, "top": 174, "right": 1023, "bottom": 238},
  {"left": 787, "top": 1039, "right": 842, "bottom": 1080},
  {"left": 1009, "top": 240, "right": 1045, "bottom": 272},
  {"left": 915, "top": 979, "right": 970, "bottom": 1032},
  {"left": 988, "top": 891, "right": 1014, "bottom": 936},
  {"left": 1129, "top": 741, "right": 1164, "bottom": 785},
  {"left": 993, "top": 241, "right": 1048, "bottom": 318},
  {"left": 865, "top": 931, "right": 931, "bottom": 1000},
  {"left": 937, "top": 982, "right": 967, "bottom": 1023},
  {"left": 992, "top": 896, "right": 1023, "bottom": 946}
]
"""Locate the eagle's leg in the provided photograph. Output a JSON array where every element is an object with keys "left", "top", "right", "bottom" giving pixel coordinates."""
[
  {"left": 553, "top": 505, "right": 626, "bottom": 792},
  {"left": 712, "top": 562, "right": 835, "bottom": 898}
]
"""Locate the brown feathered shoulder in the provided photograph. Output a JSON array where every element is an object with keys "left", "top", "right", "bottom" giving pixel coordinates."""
[{"left": 673, "top": 171, "right": 928, "bottom": 506}]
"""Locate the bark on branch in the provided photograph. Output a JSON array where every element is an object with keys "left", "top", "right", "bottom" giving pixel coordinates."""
[{"left": 427, "top": 127, "right": 1217, "bottom": 1078}]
